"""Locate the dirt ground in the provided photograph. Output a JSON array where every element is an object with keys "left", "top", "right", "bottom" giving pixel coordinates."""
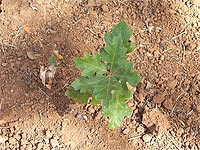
[{"left": 0, "top": 0, "right": 199, "bottom": 149}]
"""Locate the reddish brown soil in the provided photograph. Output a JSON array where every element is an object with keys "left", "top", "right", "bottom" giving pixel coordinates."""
[{"left": 0, "top": 0, "right": 200, "bottom": 150}]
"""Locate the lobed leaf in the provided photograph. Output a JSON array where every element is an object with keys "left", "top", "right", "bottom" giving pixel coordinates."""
[
  {"left": 65, "top": 86, "right": 92, "bottom": 104},
  {"left": 114, "top": 62, "right": 142, "bottom": 89},
  {"left": 101, "top": 35, "right": 127, "bottom": 72},
  {"left": 73, "top": 52, "right": 107, "bottom": 77},
  {"left": 72, "top": 76, "right": 121, "bottom": 107},
  {"left": 101, "top": 90, "right": 133, "bottom": 130}
]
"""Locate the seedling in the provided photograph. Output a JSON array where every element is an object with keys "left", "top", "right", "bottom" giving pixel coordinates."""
[{"left": 66, "top": 21, "right": 141, "bottom": 129}]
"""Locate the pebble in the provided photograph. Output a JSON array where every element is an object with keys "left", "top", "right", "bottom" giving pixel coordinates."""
[
  {"left": 2, "top": 63, "right": 7, "bottom": 67},
  {"left": 9, "top": 137, "right": 17, "bottom": 144},
  {"left": 37, "top": 142, "right": 43, "bottom": 149},
  {"left": 45, "top": 130, "right": 53, "bottom": 139},
  {"left": 16, "top": 51, "right": 24, "bottom": 57},
  {"left": 88, "top": 0, "right": 96, "bottom": 7},
  {"left": 27, "top": 51, "right": 36, "bottom": 60},
  {"left": 122, "top": 128, "right": 130, "bottom": 135},
  {"left": 142, "top": 134, "right": 152, "bottom": 143},
  {"left": 168, "top": 79, "right": 178, "bottom": 89},
  {"left": 177, "top": 128, "right": 184, "bottom": 137},
  {"left": 136, "top": 125, "right": 145, "bottom": 134},
  {"left": 88, "top": 106, "right": 95, "bottom": 114},
  {"left": 197, "top": 74, "right": 200, "bottom": 80},
  {"left": 14, "top": 134, "right": 21, "bottom": 141},
  {"left": 163, "top": 99, "right": 173, "bottom": 110},
  {"left": 50, "top": 138, "right": 59, "bottom": 148},
  {"left": 153, "top": 93, "right": 165, "bottom": 104},
  {"left": 102, "top": 4, "right": 109, "bottom": 12}
]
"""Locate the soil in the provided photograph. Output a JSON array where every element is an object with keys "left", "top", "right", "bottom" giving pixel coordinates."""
[{"left": 0, "top": 0, "right": 200, "bottom": 149}]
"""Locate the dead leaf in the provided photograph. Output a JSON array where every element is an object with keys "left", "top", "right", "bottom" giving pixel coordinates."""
[
  {"left": 53, "top": 50, "right": 63, "bottom": 60},
  {"left": 40, "top": 65, "right": 46, "bottom": 86},
  {"left": 27, "top": 51, "right": 36, "bottom": 60},
  {"left": 40, "top": 64, "right": 57, "bottom": 90},
  {"left": 23, "top": 25, "right": 31, "bottom": 33}
]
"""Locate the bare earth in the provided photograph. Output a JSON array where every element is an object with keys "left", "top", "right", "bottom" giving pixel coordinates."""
[{"left": 0, "top": 0, "right": 199, "bottom": 150}]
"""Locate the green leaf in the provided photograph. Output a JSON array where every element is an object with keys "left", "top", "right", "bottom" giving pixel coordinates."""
[
  {"left": 65, "top": 86, "right": 91, "bottom": 104},
  {"left": 101, "top": 35, "right": 127, "bottom": 72},
  {"left": 126, "top": 42, "right": 136, "bottom": 54},
  {"left": 114, "top": 62, "right": 142, "bottom": 88},
  {"left": 73, "top": 52, "right": 107, "bottom": 77},
  {"left": 105, "top": 21, "right": 132, "bottom": 46},
  {"left": 101, "top": 90, "right": 133, "bottom": 130},
  {"left": 91, "top": 96, "right": 101, "bottom": 106},
  {"left": 49, "top": 54, "right": 57, "bottom": 66},
  {"left": 72, "top": 76, "right": 121, "bottom": 107}
]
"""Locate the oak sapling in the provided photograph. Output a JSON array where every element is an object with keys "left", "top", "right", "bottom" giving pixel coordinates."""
[{"left": 66, "top": 21, "right": 141, "bottom": 129}]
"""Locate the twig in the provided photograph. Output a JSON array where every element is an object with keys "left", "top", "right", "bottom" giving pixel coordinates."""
[
  {"left": 166, "top": 132, "right": 182, "bottom": 150},
  {"left": 128, "top": 135, "right": 142, "bottom": 141},
  {"left": 136, "top": 54, "right": 146, "bottom": 65},
  {"left": 12, "top": 26, "right": 23, "bottom": 44},
  {"left": 87, "top": 28, "right": 98, "bottom": 36},
  {"left": 0, "top": 41, "right": 17, "bottom": 50},
  {"left": 170, "top": 93, "right": 184, "bottom": 116},
  {"left": 171, "top": 32, "right": 186, "bottom": 40}
]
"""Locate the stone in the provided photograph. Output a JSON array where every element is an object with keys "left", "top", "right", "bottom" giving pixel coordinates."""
[
  {"left": 46, "top": 130, "right": 52, "bottom": 139},
  {"left": 122, "top": 128, "right": 130, "bottom": 135},
  {"left": 102, "top": 4, "right": 109, "bottom": 12},
  {"left": 136, "top": 125, "right": 145, "bottom": 134},
  {"left": 2, "top": 63, "right": 7, "bottom": 67},
  {"left": 163, "top": 99, "right": 173, "bottom": 110},
  {"left": 177, "top": 128, "right": 184, "bottom": 137},
  {"left": 88, "top": 0, "right": 96, "bottom": 7},
  {"left": 14, "top": 134, "right": 21, "bottom": 141},
  {"left": 153, "top": 94, "right": 165, "bottom": 104},
  {"left": 37, "top": 142, "right": 43, "bottom": 149},
  {"left": 9, "top": 137, "right": 17, "bottom": 145},
  {"left": 142, "top": 134, "right": 152, "bottom": 143},
  {"left": 168, "top": 80, "right": 178, "bottom": 89},
  {"left": 16, "top": 51, "right": 24, "bottom": 57},
  {"left": 50, "top": 139, "right": 59, "bottom": 148},
  {"left": 88, "top": 106, "right": 95, "bottom": 114}
]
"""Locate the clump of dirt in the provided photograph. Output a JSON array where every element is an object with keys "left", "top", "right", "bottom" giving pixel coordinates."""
[{"left": 0, "top": 0, "right": 200, "bottom": 149}]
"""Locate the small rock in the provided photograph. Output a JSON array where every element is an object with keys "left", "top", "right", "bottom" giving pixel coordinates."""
[
  {"left": 2, "top": 63, "right": 7, "bottom": 67},
  {"left": 168, "top": 80, "right": 178, "bottom": 89},
  {"left": 163, "top": 99, "right": 173, "bottom": 110},
  {"left": 102, "top": 4, "right": 109, "bottom": 12},
  {"left": 37, "top": 142, "right": 43, "bottom": 149},
  {"left": 45, "top": 130, "right": 53, "bottom": 139},
  {"left": 122, "top": 128, "right": 130, "bottom": 135},
  {"left": 21, "top": 133, "right": 27, "bottom": 139},
  {"left": 177, "top": 128, "right": 184, "bottom": 137},
  {"left": 14, "top": 134, "right": 21, "bottom": 141},
  {"left": 21, "top": 138, "right": 28, "bottom": 145},
  {"left": 197, "top": 74, "right": 200, "bottom": 80},
  {"left": 186, "top": 43, "right": 196, "bottom": 50},
  {"left": 75, "top": 113, "right": 87, "bottom": 121},
  {"left": 88, "top": 0, "right": 96, "bottom": 7},
  {"left": 153, "top": 50, "right": 159, "bottom": 57},
  {"left": 16, "top": 51, "right": 24, "bottom": 57},
  {"left": 50, "top": 139, "right": 59, "bottom": 148},
  {"left": 26, "top": 144, "right": 32, "bottom": 150},
  {"left": 27, "top": 51, "right": 36, "bottom": 60},
  {"left": 9, "top": 137, "right": 17, "bottom": 144},
  {"left": 136, "top": 125, "right": 145, "bottom": 134},
  {"left": 153, "top": 94, "right": 165, "bottom": 104},
  {"left": 142, "top": 134, "right": 152, "bottom": 143},
  {"left": 88, "top": 106, "right": 95, "bottom": 114}
]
